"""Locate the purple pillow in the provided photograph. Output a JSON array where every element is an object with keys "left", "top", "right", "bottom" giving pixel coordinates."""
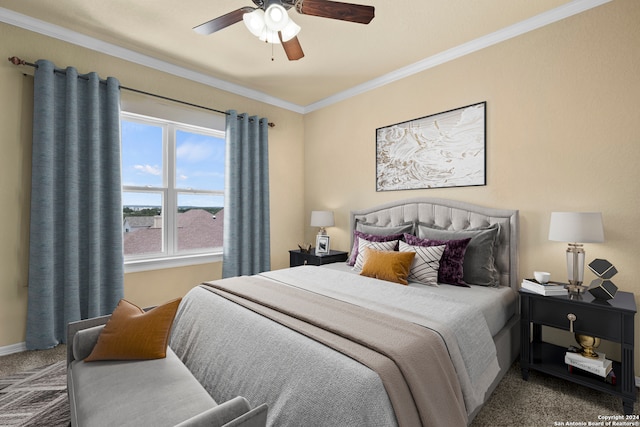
[
  {"left": 404, "top": 234, "right": 471, "bottom": 287},
  {"left": 347, "top": 231, "right": 404, "bottom": 266}
]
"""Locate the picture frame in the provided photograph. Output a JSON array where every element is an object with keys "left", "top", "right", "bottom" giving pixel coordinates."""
[
  {"left": 376, "top": 102, "right": 486, "bottom": 191},
  {"left": 315, "top": 235, "right": 330, "bottom": 255}
]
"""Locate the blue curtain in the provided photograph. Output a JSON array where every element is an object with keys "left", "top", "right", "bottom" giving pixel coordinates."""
[
  {"left": 222, "top": 111, "right": 271, "bottom": 277},
  {"left": 26, "top": 60, "right": 124, "bottom": 349}
]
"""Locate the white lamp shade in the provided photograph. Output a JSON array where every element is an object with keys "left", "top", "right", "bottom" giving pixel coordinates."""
[
  {"left": 243, "top": 9, "right": 265, "bottom": 37},
  {"left": 548, "top": 212, "right": 604, "bottom": 243},
  {"left": 310, "top": 211, "right": 335, "bottom": 228},
  {"left": 264, "top": 3, "right": 289, "bottom": 31},
  {"left": 279, "top": 18, "right": 300, "bottom": 42},
  {"left": 244, "top": 4, "right": 298, "bottom": 44}
]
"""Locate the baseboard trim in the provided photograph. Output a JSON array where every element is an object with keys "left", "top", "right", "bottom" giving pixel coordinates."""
[{"left": 0, "top": 342, "right": 27, "bottom": 356}]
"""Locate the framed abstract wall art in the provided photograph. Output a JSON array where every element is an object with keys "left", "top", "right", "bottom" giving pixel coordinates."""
[{"left": 376, "top": 102, "right": 486, "bottom": 191}]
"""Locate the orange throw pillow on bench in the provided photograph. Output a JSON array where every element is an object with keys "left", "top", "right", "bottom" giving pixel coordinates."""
[{"left": 84, "top": 297, "right": 181, "bottom": 362}]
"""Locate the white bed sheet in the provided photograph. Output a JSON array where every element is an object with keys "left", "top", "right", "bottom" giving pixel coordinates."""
[{"left": 321, "top": 262, "right": 518, "bottom": 337}]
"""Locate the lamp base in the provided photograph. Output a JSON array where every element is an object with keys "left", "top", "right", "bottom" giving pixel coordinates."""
[
  {"left": 565, "top": 244, "right": 585, "bottom": 293},
  {"left": 565, "top": 282, "right": 587, "bottom": 294}
]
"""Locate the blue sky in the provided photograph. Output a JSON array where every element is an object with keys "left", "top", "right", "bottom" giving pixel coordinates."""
[{"left": 121, "top": 120, "right": 225, "bottom": 207}]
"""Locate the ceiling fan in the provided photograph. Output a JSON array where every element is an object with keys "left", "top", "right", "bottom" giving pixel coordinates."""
[{"left": 193, "top": 0, "right": 375, "bottom": 61}]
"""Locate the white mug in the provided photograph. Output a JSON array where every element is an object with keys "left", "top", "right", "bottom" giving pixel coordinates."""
[{"left": 534, "top": 271, "right": 551, "bottom": 284}]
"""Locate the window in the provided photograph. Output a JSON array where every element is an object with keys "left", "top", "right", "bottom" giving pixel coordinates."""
[{"left": 121, "top": 112, "right": 225, "bottom": 271}]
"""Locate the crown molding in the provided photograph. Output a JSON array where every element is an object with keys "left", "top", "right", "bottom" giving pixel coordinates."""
[
  {"left": 303, "top": 0, "right": 611, "bottom": 113},
  {"left": 1, "top": 0, "right": 610, "bottom": 115}
]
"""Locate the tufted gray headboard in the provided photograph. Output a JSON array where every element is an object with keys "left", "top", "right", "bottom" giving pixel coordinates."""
[{"left": 350, "top": 198, "right": 519, "bottom": 289}]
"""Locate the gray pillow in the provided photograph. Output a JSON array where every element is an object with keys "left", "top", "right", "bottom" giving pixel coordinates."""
[
  {"left": 417, "top": 223, "right": 500, "bottom": 286},
  {"left": 355, "top": 221, "right": 415, "bottom": 236}
]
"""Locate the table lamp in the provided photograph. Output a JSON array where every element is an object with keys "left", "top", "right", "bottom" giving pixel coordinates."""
[
  {"left": 310, "top": 210, "right": 334, "bottom": 236},
  {"left": 548, "top": 212, "right": 604, "bottom": 294}
]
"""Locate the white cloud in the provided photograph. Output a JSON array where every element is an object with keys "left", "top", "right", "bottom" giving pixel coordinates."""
[
  {"left": 176, "top": 141, "right": 215, "bottom": 162},
  {"left": 134, "top": 164, "right": 162, "bottom": 176}
]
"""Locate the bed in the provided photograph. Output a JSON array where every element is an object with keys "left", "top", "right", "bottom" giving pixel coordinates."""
[{"left": 169, "top": 197, "right": 520, "bottom": 426}]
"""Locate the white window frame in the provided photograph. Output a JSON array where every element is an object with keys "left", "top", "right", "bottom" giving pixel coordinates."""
[{"left": 121, "top": 112, "right": 225, "bottom": 273}]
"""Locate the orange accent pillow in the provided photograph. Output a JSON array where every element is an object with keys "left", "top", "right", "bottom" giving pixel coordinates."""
[
  {"left": 360, "top": 247, "right": 416, "bottom": 285},
  {"left": 84, "top": 298, "right": 181, "bottom": 362}
]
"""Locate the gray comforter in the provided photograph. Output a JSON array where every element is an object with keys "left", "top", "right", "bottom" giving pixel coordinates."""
[
  {"left": 170, "top": 285, "right": 398, "bottom": 426},
  {"left": 169, "top": 266, "right": 501, "bottom": 426},
  {"left": 260, "top": 266, "right": 501, "bottom": 414}
]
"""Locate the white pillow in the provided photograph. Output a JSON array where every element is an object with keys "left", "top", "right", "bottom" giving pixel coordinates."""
[
  {"left": 353, "top": 239, "right": 399, "bottom": 271},
  {"left": 398, "top": 241, "right": 446, "bottom": 286}
]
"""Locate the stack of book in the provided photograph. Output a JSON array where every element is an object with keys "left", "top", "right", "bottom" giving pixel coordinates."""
[
  {"left": 521, "top": 278, "right": 567, "bottom": 296},
  {"left": 565, "top": 350, "right": 615, "bottom": 384}
]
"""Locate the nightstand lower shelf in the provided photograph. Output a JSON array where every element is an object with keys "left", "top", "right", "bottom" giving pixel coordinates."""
[{"left": 524, "top": 342, "right": 622, "bottom": 394}]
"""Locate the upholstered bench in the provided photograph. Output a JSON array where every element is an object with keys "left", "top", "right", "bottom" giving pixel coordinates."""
[{"left": 67, "top": 309, "right": 267, "bottom": 427}]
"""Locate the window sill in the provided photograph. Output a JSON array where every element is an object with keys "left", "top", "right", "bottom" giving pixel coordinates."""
[{"left": 124, "top": 252, "right": 223, "bottom": 273}]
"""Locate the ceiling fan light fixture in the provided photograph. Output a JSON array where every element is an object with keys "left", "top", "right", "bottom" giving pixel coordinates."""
[
  {"left": 264, "top": 3, "right": 289, "bottom": 31},
  {"left": 259, "top": 29, "right": 281, "bottom": 44},
  {"left": 242, "top": 9, "right": 266, "bottom": 37},
  {"left": 279, "top": 18, "right": 300, "bottom": 42},
  {"left": 194, "top": 0, "right": 375, "bottom": 61}
]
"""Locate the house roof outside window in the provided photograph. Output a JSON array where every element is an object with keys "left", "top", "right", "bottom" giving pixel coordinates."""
[{"left": 124, "top": 208, "right": 223, "bottom": 255}]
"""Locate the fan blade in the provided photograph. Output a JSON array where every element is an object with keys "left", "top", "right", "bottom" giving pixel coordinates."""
[
  {"left": 279, "top": 33, "right": 305, "bottom": 60},
  {"left": 193, "top": 7, "right": 255, "bottom": 35},
  {"left": 296, "top": 0, "right": 374, "bottom": 24}
]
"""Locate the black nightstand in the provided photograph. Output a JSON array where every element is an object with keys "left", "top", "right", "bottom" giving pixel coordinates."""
[
  {"left": 289, "top": 249, "right": 348, "bottom": 267},
  {"left": 520, "top": 288, "right": 636, "bottom": 414}
]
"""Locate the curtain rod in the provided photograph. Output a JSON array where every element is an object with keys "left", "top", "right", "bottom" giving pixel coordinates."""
[{"left": 8, "top": 56, "right": 275, "bottom": 128}]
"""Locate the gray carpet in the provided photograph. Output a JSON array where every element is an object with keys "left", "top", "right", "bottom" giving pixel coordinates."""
[
  {"left": 0, "top": 361, "right": 69, "bottom": 427},
  {"left": 0, "top": 346, "right": 67, "bottom": 379},
  {"left": 471, "top": 362, "right": 639, "bottom": 427},
  {"left": 0, "top": 346, "right": 637, "bottom": 427}
]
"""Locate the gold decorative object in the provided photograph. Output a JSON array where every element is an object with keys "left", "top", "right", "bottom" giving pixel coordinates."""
[
  {"left": 575, "top": 333, "right": 601, "bottom": 358},
  {"left": 298, "top": 243, "right": 311, "bottom": 253}
]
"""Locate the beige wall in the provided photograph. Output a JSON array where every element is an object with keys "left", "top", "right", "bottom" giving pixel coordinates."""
[
  {"left": 0, "top": 23, "right": 305, "bottom": 348},
  {"left": 304, "top": 0, "right": 640, "bottom": 367}
]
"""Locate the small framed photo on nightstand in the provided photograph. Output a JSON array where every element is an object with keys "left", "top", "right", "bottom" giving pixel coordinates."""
[{"left": 315, "top": 235, "right": 330, "bottom": 255}]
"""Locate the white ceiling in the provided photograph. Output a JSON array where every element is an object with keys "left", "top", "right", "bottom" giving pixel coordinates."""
[{"left": 0, "top": 0, "right": 610, "bottom": 113}]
